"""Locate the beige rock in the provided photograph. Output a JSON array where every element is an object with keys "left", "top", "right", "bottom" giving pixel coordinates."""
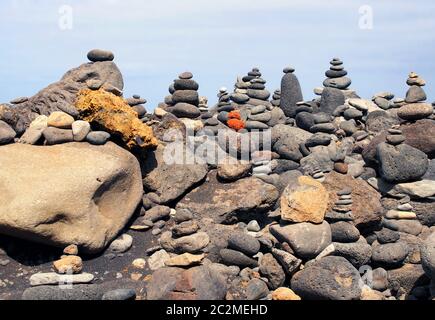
[
  {"left": 47, "top": 111, "right": 75, "bottom": 129},
  {"left": 165, "top": 253, "right": 205, "bottom": 267},
  {"left": 30, "top": 115, "right": 49, "bottom": 129},
  {"left": 0, "top": 142, "right": 143, "bottom": 253},
  {"left": 217, "top": 161, "right": 252, "bottom": 181},
  {"left": 160, "top": 231, "right": 210, "bottom": 254},
  {"left": 386, "top": 210, "right": 417, "bottom": 220},
  {"left": 272, "top": 287, "right": 301, "bottom": 300},
  {"left": 360, "top": 285, "right": 385, "bottom": 300},
  {"left": 53, "top": 255, "right": 83, "bottom": 274},
  {"left": 280, "top": 176, "right": 329, "bottom": 224},
  {"left": 148, "top": 249, "right": 171, "bottom": 271},
  {"left": 63, "top": 244, "right": 79, "bottom": 255},
  {"left": 154, "top": 107, "right": 168, "bottom": 117},
  {"left": 30, "top": 272, "right": 94, "bottom": 286},
  {"left": 132, "top": 258, "right": 147, "bottom": 269}
]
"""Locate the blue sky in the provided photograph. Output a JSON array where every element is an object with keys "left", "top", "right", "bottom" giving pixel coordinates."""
[{"left": 1, "top": 0, "right": 434, "bottom": 109}]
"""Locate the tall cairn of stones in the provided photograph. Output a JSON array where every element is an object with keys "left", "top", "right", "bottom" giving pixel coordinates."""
[
  {"left": 280, "top": 66, "right": 303, "bottom": 118},
  {"left": 397, "top": 72, "right": 433, "bottom": 122},
  {"left": 317, "top": 58, "right": 355, "bottom": 117},
  {"left": 243, "top": 68, "right": 272, "bottom": 108},
  {"left": 163, "top": 72, "right": 201, "bottom": 120}
]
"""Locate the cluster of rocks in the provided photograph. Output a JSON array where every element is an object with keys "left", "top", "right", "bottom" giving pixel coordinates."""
[{"left": 0, "top": 50, "right": 434, "bottom": 301}]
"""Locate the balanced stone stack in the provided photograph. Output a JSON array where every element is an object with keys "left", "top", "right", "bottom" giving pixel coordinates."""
[
  {"left": 126, "top": 94, "right": 148, "bottom": 120},
  {"left": 246, "top": 104, "right": 272, "bottom": 131},
  {"left": 167, "top": 72, "right": 201, "bottom": 119},
  {"left": 376, "top": 127, "right": 429, "bottom": 183},
  {"left": 216, "top": 87, "right": 234, "bottom": 113},
  {"left": 280, "top": 67, "right": 303, "bottom": 118},
  {"left": 397, "top": 72, "right": 433, "bottom": 121},
  {"left": 325, "top": 189, "right": 354, "bottom": 223},
  {"left": 220, "top": 231, "right": 261, "bottom": 269},
  {"left": 242, "top": 68, "right": 272, "bottom": 107},
  {"left": 318, "top": 58, "right": 356, "bottom": 117},
  {"left": 271, "top": 90, "right": 281, "bottom": 107},
  {"left": 323, "top": 58, "right": 352, "bottom": 91},
  {"left": 325, "top": 189, "right": 372, "bottom": 269}
]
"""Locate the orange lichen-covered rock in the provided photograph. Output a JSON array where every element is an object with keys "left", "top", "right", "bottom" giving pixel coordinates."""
[
  {"left": 75, "top": 89, "right": 157, "bottom": 149},
  {"left": 228, "top": 111, "right": 242, "bottom": 120},
  {"left": 227, "top": 119, "right": 245, "bottom": 131}
]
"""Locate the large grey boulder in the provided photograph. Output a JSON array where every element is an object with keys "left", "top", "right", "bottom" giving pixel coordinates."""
[
  {"left": 141, "top": 143, "right": 208, "bottom": 204},
  {"left": 0, "top": 142, "right": 142, "bottom": 253},
  {"left": 291, "top": 256, "right": 362, "bottom": 300},
  {"left": 176, "top": 171, "right": 279, "bottom": 223},
  {"left": 280, "top": 72, "right": 303, "bottom": 117}
]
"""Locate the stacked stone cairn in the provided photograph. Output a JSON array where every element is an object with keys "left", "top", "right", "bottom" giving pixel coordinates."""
[
  {"left": 397, "top": 72, "right": 433, "bottom": 122},
  {"left": 165, "top": 72, "right": 201, "bottom": 120},
  {"left": 271, "top": 89, "right": 281, "bottom": 107}
]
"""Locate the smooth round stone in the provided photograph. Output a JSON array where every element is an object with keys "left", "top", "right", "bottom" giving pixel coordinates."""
[
  {"left": 246, "top": 279, "right": 269, "bottom": 300},
  {"left": 217, "top": 105, "right": 235, "bottom": 112},
  {"left": 310, "top": 123, "right": 336, "bottom": 133},
  {"left": 283, "top": 66, "right": 295, "bottom": 73},
  {"left": 305, "top": 133, "right": 332, "bottom": 148},
  {"left": 330, "top": 59, "right": 343, "bottom": 66},
  {"left": 228, "top": 232, "right": 261, "bottom": 257},
  {"left": 407, "top": 77, "right": 426, "bottom": 87},
  {"left": 72, "top": 120, "right": 91, "bottom": 142},
  {"left": 86, "top": 131, "right": 111, "bottom": 145},
  {"left": 334, "top": 162, "right": 349, "bottom": 174},
  {"left": 343, "top": 108, "right": 363, "bottom": 119},
  {"left": 388, "top": 128, "right": 403, "bottom": 134},
  {"left": 217, "top": 111, "right": 229, "bottom": 123},
  {"left": 47, "top": 111, "right": 75, "bottom": 129},
  {"left": 330, "top": 222, "right": 361, "bottom": 243},
  {"left": 295, "top": 106, "right": 313, "bottom": 114},
  {"left": 249, "top": 113, "right": 271, "bottom": 123},
  {"left": 295, "top": 112, "right": 315, "bottom": 131},
  {"left": 326, "top": 69, "right": 348, "bottom": 78},
  {"left": 371, "top": 242, "right": 409, "bottom": 267},
  {"left": 87, "top": 49, "right": 114, "bottom": 62},
  {"left": 245, "top": 121, "right": 269, "bottom": 130},
  {"left": 220, "top": 249, "right": 258, "bottom": 268},
  {"left": 174, "top": 79, "right": 199, "bottom": 91},
  {"left": 247, "top": 89, "right": 270, "bottom": 101},
  {"left": 376, "top": 228, "right": 400, "bottom": 244},
  {"left": 397, "top": 103, "right": 433, "bottom": 120},
  {"left": 247, "top": 220, "right": 261, "bottom": 232},
  {"left": 231, "top": 93, "right": 250, "bottom": 104},
  {"left": 313, "top": 112, "right": 332, "bottom": 124},
  {"left": 330, "top": 65, "right": 344, "bottom": 71},
  {"left": 251, "top": 105, "right": 267, "bottom": 115},
  {"left": 397, "top": 203, "right": 413, "bottom": 211},
  {"left": 43, "top": 127, "right": 73, "bottom": 145},
  {"left": 385, "top": 210, "right": 417, "bottom": 220},
  {"left": 179, "top": 72, "right": 193, "bottom": 80},
  {"left": 172, "top": 103, "right": 201, "bottom": 119},
  {"left": 249, "top": 83, "right": 266, "bottom": 90},
  {"left": 337, "top": 188, "right": 352, "bottom": 196},
  {"left": 0, "top": 121, "right": 16, "bottom": 145},
  {"left": 102, "top": 289, "right": 136, "bottom": 301},
  {"left": 87, "top": 79, "right": 103, "bottom": 90},
  {"left": 324, "top": 77, "right": 352, "bottom": 90},
  {"left": 133, "top": 105, "right": 147, "bottom": 118},
  {"left": 374, "top": 97, "right": 391, "bottom": 110},
  {"left": 205, "top": 118, "right": 219, "bottom": 126},
  {"left": 109, "top": 234, "right": 133, "bottom": 253},
  {"left": 405, "top": 86, "right": 427, "bottom": 103},
  {"left": 336, "top": 199, "right": 353, "bottom": 206},
  {"left": 386, "top": 135, "right": 405, "bottom": 145}
]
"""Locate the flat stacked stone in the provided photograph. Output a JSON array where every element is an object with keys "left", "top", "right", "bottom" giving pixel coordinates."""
[
  {"left": 325, "top": 189, "right": 355, "bottom": 222},
  {"left": 166, "top": 72, "right": 201, "bottom": 119},
  {"left": 372, "top": 92, "right": 395, "bottom": 110},
  {"left": 397, "top": 72, "right": 433, "bottom": 121}
]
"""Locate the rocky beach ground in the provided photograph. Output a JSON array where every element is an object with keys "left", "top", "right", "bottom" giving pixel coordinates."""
[{"left": 0, "top": 49, "right": 434, "bottom": 301}]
